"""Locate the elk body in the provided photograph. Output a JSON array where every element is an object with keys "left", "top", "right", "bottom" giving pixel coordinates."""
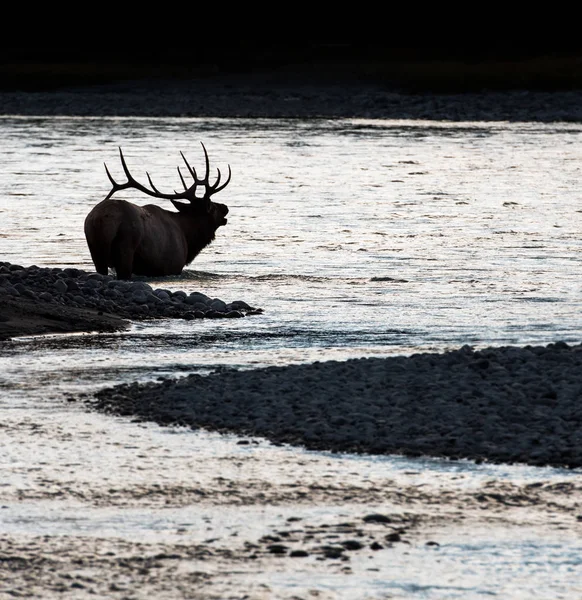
[{"left": 84, "top": 143, "right": 230, "bottom": 280}]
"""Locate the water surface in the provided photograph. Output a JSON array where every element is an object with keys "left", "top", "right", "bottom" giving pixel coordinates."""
[{"left": 1, "top": 117, "right": 581, "bottom": 598}]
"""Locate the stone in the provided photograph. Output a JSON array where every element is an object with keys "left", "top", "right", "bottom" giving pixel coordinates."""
[
  {"left": 267, "top": 544, "right": 288, "bottom": 555},
  {"left": 209, "top": 298, "right": 227, "bottom": 312},
  {"left": 54, "top": 279, "right": 68, "bottom": 294},
  {"left": 363, "top": 514, "right": 392, "bottom": 523}
]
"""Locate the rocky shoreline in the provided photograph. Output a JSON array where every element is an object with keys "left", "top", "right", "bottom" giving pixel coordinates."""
[
  {"left": 3, "top": 77, "right": 582, "bottom": 122},
  {"left": 87, "top": 341, "right": 582, "bottom": 469},
  {"left": 0, "top": 262, "right": 261, "bottom": 341}
]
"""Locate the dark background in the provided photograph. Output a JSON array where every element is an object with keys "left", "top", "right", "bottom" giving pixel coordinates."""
[{"left": 2, "top": 43, "right": 582, "bottom": 93}]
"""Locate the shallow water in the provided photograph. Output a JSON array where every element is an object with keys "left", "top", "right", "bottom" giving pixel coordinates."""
[
  {"left": 2, "top": 117, "right": 582, "bottom": 356},
  {"left": 1, "top": 116, "right": 581, "bottom": 598}
]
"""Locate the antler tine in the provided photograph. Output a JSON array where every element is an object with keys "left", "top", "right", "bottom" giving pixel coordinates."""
[
  {"left": 103, "top": 163, "right": 117, "bottom": 200},
  {"left": 118, "top": 147, "right": 133, "bottom": 180},
  {"left": 180, "top": 151, "right": 198, "bottom": 181},
  {"left": 213, "top": 167, "right": 222, "bottom": 189},
  {"left": 179, "top": 144, "right": 231, "bottom": 201},
  {"left": 177, "top": 166, "right": 189, "bottom": 191},
  {"left": 103, "top": 147, "right": 134, "bottom": 200},
  {"left": 104, "top": 162, "right": 116, "bottom": 186},
  {"left": 201, "top": 142, "right": 210, "bottom": 183},
  {"left": 146, "top": 171, "right": 164, "bottom": 195},
  {"left": 211, "top": 164, "right": 232, "bottom": 194},
  {"left": 198, "top": 142, "right": 232, "bottom": 197}
]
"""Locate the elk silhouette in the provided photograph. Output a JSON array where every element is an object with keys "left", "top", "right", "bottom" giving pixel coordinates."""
[{"left": 84, "top": 143, "right": 230, "bottom": 280}]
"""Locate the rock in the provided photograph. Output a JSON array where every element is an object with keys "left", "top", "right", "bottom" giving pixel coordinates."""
[
  {"left": 228, "top": 300, "right": 253, "bottom": 311},
  {"left": 131, "top": 292, "right": 149, "bottom": 304},
  {"left": 321, "top": 545, "right": 344, "bottom": 559},
  {"left": 186, "top": 291, "right": 210, "bottom": 304},
  {"left": 267, "top": 544, "right": 288, "bottom": 555},
  {"left": 54, "top": 279, "right": 68, "bottom": 294},
  {"left": 363, "top": 514, "right": 392, "bottom": 524},
  {"left": 145, "top": 292, "right": 162, "bottom": 304},
  {"left": 153, "top": 290, "right": 171, "bottom": 301},
  {"left": 131, "top": 282, "right": 153, "bottom": 293},
  {"left": 186, "top": 301, "right": 208, "bottom": 311},
  {"left": 209, "top": 298, "right": 227, "bottom": 312},
  {"left": 341, "top": 540, "right": 363, "bottom": 550}
]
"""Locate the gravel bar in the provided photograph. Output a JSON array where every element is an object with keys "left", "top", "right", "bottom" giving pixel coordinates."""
[
  {"left": 0, "top": 262, "right": 261, "bottom": 340},
  {"left": 87, "top": 342, "right": 582, "bottom": 469}
]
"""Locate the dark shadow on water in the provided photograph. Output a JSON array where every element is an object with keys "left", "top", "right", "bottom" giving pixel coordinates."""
[{"left": 2, "top": 326, "right": 421, "bottom": 355}]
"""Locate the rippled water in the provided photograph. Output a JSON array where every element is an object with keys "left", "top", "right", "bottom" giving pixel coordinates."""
[
  {"left": 2, "top": 117, "right": 582, "bottom": 362},
  {"left": 1, "top": 116, "right": 582, "bottom": 598}
]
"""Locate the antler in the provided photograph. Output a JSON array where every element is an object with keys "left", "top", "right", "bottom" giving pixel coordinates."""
[{"left": 103, "top": 142, "right": 231, "bottom": 204}]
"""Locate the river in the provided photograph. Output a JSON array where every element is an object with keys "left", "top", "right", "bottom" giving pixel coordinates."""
[{"left": 0, "top": 116, "right": 581, "bottom": 598}]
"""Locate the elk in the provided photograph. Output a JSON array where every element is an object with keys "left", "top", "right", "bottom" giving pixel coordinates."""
[{"left": 84, "top": 143, "right": 231, "bottom": 280}]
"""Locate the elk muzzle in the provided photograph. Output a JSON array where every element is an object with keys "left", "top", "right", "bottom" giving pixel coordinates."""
[{"left": 215, "top": 203, "right": 229, "bottom": 226}]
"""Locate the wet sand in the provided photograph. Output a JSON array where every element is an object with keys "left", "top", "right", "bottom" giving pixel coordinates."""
[{"left": 2, "top": 480, "right": 580, "bottom": 599}]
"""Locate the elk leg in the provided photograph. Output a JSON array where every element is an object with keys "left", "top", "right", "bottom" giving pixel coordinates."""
[
  {"left": 94, "top": 262, "right": 109, "bottom": 277},
  {"left": 87, "top": 245, "right": 110, "bottom": 276},
  {"left": 111, "top": 239, "right": 135, "bottom": 280},
  {"left": 113, "top": 251, "right": 134, "bottom": 280}
]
